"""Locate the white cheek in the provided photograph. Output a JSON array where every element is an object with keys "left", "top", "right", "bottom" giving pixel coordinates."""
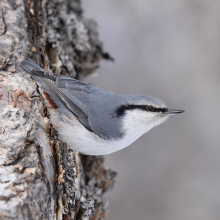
[
  {"left": 122, "top": 110, "right": 169, "bottom": 135},
  {"left": 123, "top": 110, "right": 152, "bottom": 131}
]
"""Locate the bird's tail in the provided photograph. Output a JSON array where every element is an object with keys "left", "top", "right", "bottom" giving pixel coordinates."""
[{"left": 19, "top": 58, "right": 45, "bottom": 76}]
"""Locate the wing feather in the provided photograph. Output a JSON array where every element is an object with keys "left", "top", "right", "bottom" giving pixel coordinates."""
[
  {"left": 39, "top": 76, "right": 94, "bottom": 132},
  {"left": 21, "top": 64, "right": 123, "bottom": 140}
]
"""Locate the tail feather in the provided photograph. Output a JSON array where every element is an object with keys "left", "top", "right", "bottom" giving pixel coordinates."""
[{"left": 19, "top": 58, "right": 45, "bottom": 76}]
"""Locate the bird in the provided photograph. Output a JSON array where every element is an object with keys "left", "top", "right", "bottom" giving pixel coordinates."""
[{"left": 19, "top": 58, "right": 184, "bottom": 155}]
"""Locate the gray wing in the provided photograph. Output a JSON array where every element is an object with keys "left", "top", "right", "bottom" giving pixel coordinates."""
[
  {"left": 19, "top": 58, "right": 124, "bottom": 139},
  {"left": 28, "top": 70, "right": 124, "bottom": 140}
]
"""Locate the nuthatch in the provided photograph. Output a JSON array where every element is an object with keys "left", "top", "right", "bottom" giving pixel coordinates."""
[{"left": 20, "top": 58, "right": 184, "bottom": 155}]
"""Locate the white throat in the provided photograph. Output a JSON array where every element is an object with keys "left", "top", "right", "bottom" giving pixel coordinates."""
[{"left": 121, "top": 109, "right": 169, "bottom": 144}]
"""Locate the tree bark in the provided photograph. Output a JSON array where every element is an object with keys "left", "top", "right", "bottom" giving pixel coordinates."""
[{"left": 0, "top": 0, "right": 116, "bottom": 219}]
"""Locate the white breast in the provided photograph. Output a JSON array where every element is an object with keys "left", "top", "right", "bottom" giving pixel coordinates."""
[{"left": 48, "top": 108, "right": 168, "bottom": 155}]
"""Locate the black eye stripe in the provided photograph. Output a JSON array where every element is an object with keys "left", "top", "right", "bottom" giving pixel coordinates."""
[{"left": 116, "top": 105, "right": 168, "bottom": 116}]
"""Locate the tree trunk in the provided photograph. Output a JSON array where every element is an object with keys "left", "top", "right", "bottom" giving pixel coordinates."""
[{"left": 0, "top": 0, "right": 116, "bottom": 219}]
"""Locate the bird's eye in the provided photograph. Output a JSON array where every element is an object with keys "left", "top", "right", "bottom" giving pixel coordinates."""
[{"left": 148, "top": 106, "right": 155, "bottom": 112}]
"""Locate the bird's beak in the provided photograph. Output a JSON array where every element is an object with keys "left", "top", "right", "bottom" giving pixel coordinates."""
[{"left": 163, "top": 109, "right": 184, "bottom": 115}]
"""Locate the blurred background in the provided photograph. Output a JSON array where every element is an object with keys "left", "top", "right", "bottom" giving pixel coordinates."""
[{"left": 82, "top": 1, "right": 220, "bottom": 220}]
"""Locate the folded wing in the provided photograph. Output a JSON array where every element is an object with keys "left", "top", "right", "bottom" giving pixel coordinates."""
[{"left": 20, "top": 58, "right": 123, "bottom": 140}]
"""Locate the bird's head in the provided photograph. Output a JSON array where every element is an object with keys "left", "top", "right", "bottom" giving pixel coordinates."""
[{"left": 116, "top": 95, "right": 184, "bottom": 136}]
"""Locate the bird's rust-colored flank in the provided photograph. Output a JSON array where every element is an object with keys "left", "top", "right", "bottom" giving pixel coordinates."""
[{"left": 43, "top": 91, "right": 58, "bottom": 109}]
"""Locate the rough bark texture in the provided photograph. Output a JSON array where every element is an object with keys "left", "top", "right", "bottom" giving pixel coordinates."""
[{"left": 0, "top": 0, "right": 116, "bottom": 219}]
